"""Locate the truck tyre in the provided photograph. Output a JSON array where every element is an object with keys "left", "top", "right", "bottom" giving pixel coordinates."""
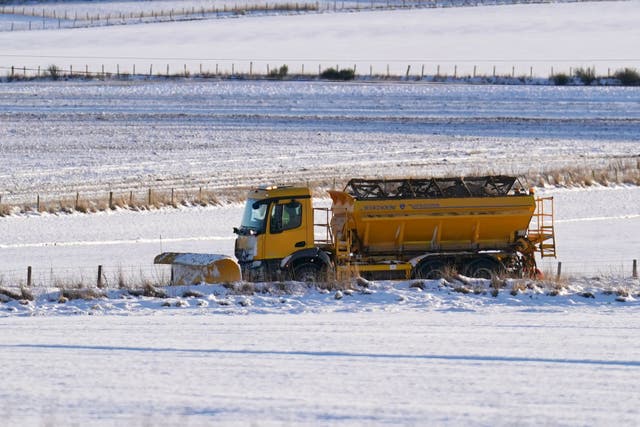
[
  {"left": 293, "top": 262, "right": 323, "bottom": 283},
  {"left": 414, "top": 259, "right": 447, "bottom": 279},
  {"left": 464, "top": 258, "right": 501, "bottom": 279}
]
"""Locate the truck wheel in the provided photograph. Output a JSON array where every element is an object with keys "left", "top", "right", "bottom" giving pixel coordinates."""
[
  {"left": 464, "top": 258, "right": 501, "bottom": 279},
  {"left": 415, "top": 259, "right": 447, "bottom": 279},
  {"left": 293, "top": 263, "right": 323, "bottom": 283}
]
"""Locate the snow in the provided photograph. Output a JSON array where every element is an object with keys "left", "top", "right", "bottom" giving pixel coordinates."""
[
  {"left": 1, "top": 80, "right": 638, "bottom": 204},
  {"left": 537, "top": 186, "right": 640, "bottom": 276},
  {"left": 1, "top": 2, "right": 640, "bottom": 425},
  {"left": 1, "top": 1, "right": 640, "bottom": 75},
  {"left": 2, "top": 298, "right": 640, "bottom": 426}
]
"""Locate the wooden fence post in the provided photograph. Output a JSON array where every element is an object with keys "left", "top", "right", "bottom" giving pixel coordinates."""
[
  {"left": 556, "top": 262, "right": 562, "bottom": 280},
  {"left": 37, "top": 194, "right": 41, "bottom": 212},
  {"left": 27, "top": 266, "right": 32, "bottom": 287},
  {"left": 75, "top": 192, "right": 79, "bottom": 210},
  {"left": 148, "top": 188, "right": 152, "bottom": 205},
  {"left": 633, "top": 259, "right": 638, "bottom": 279},
  {"left": 97, "top": 265, "right": 103, "bottom": 288},
  {"left": 109, "top": 191, "right": 113, "bottom": 209}
]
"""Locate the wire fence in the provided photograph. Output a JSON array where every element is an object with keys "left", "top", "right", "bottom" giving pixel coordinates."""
[
  {"left": 539, "top": 259, "right": 639, "bottom": 279},
  {"left": 2, "top": 60, "right": 639, "bottom": 84},
  {"left": 0, "top": 185, "right": 233, "bottom": 216},
  {"left": 0, "top": 259, "right": 637, "bottom": 289},
  {"left": 0, "top": 264, "right": 171, "bottom": 289}
]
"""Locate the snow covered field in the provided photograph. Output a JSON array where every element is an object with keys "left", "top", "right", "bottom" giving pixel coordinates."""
[
  {"left": 1, "top": 80, "right": 638, "bottom": 204},
  {"left": 1, "top": 0, "right": 640, "bottom": 75},
  {"left": 2, "top": 303, "right": 640, "bottom": 426},
  {"left": 1, "top": 1, "right": 639, "bottom": 425}
]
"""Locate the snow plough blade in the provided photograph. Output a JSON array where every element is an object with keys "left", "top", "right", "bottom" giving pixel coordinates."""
[{"left": 154, "top": 252, "right": 242, "bottom": 285}]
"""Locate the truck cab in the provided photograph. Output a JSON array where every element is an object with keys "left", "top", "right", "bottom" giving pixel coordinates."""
[{"left": 234, "top": 185, "right": 330, "bottom": 281}]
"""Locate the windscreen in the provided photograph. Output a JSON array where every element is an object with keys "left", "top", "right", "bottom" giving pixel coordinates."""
[{"left": 240, "top": 199, "right": 268, "bottom": 233}]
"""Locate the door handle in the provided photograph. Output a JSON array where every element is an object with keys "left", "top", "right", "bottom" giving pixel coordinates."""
[{"left": 295, "top": 241, "right": 306, "bottom": 247}]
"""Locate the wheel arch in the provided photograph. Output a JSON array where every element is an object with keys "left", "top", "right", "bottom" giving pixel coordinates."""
[
  {"left": 280, "top": 248, "right": 332, "bottom": 272},
  {"left": 462, "top": 255, "right": 505, "bottom": 278},
  {"left": 411, "top": 254, "right": 456, "bottom": 279}
]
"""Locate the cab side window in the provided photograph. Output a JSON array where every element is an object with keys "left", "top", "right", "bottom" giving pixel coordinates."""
[{"left": 270, "top": 201, "right": 302, "bottom": 233}]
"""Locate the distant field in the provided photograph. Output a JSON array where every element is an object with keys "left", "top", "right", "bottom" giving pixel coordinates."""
[
  {"left": 1, "top": 1, "right": 639, "bottom": 76},
  {"left": 0, "top": 80, "right": 638, "bottom": 205}
]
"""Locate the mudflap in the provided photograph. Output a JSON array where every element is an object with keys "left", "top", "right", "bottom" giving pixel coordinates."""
[{"left": 154, "top": 252, "right": 242, "bottom": 285}]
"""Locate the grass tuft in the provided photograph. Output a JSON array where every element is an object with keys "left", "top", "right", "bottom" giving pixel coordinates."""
[
  {"left": 614, "top": 68, "right": 640, "bottom": 86},
  {"left": 47, "top": 65, "right": 61, "bottom": 80},
  {"left": 268, "top": 64, "right": 289, "bottom": 79},
  {"left": 61, "top": 288, "right": 106, "bottom": 300},
  {"left": 551, "top": 73, "right": 570, "bottom": 85},
  {"left": 0, "top": 204, "right": 11, "bottom": 217},
  {"left": 574, "top": 67, "right": 597, "bottom": 85},
  {"left": 320, "top": 67, "right": 355, "bottom": 81}
]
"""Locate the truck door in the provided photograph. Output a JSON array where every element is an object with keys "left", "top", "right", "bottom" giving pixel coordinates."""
[{"left": 264, "top": 199, "right": 309, "bottom": 260}]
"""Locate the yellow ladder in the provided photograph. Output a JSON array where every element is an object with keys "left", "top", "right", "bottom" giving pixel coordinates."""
[
  {"left": 529, "top": 197, "right": 557, "bottom": 258},
  {"left": 334, "top": 229, "right": 352, "bottom": 262},
  {"left": 334, "top": 229, "right": 354, "bottom": 281}
]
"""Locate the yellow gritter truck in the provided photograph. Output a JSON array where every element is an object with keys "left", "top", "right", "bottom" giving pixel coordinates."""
[{"left": 155, "top": 175, "right": 556, "bottom": 284}]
